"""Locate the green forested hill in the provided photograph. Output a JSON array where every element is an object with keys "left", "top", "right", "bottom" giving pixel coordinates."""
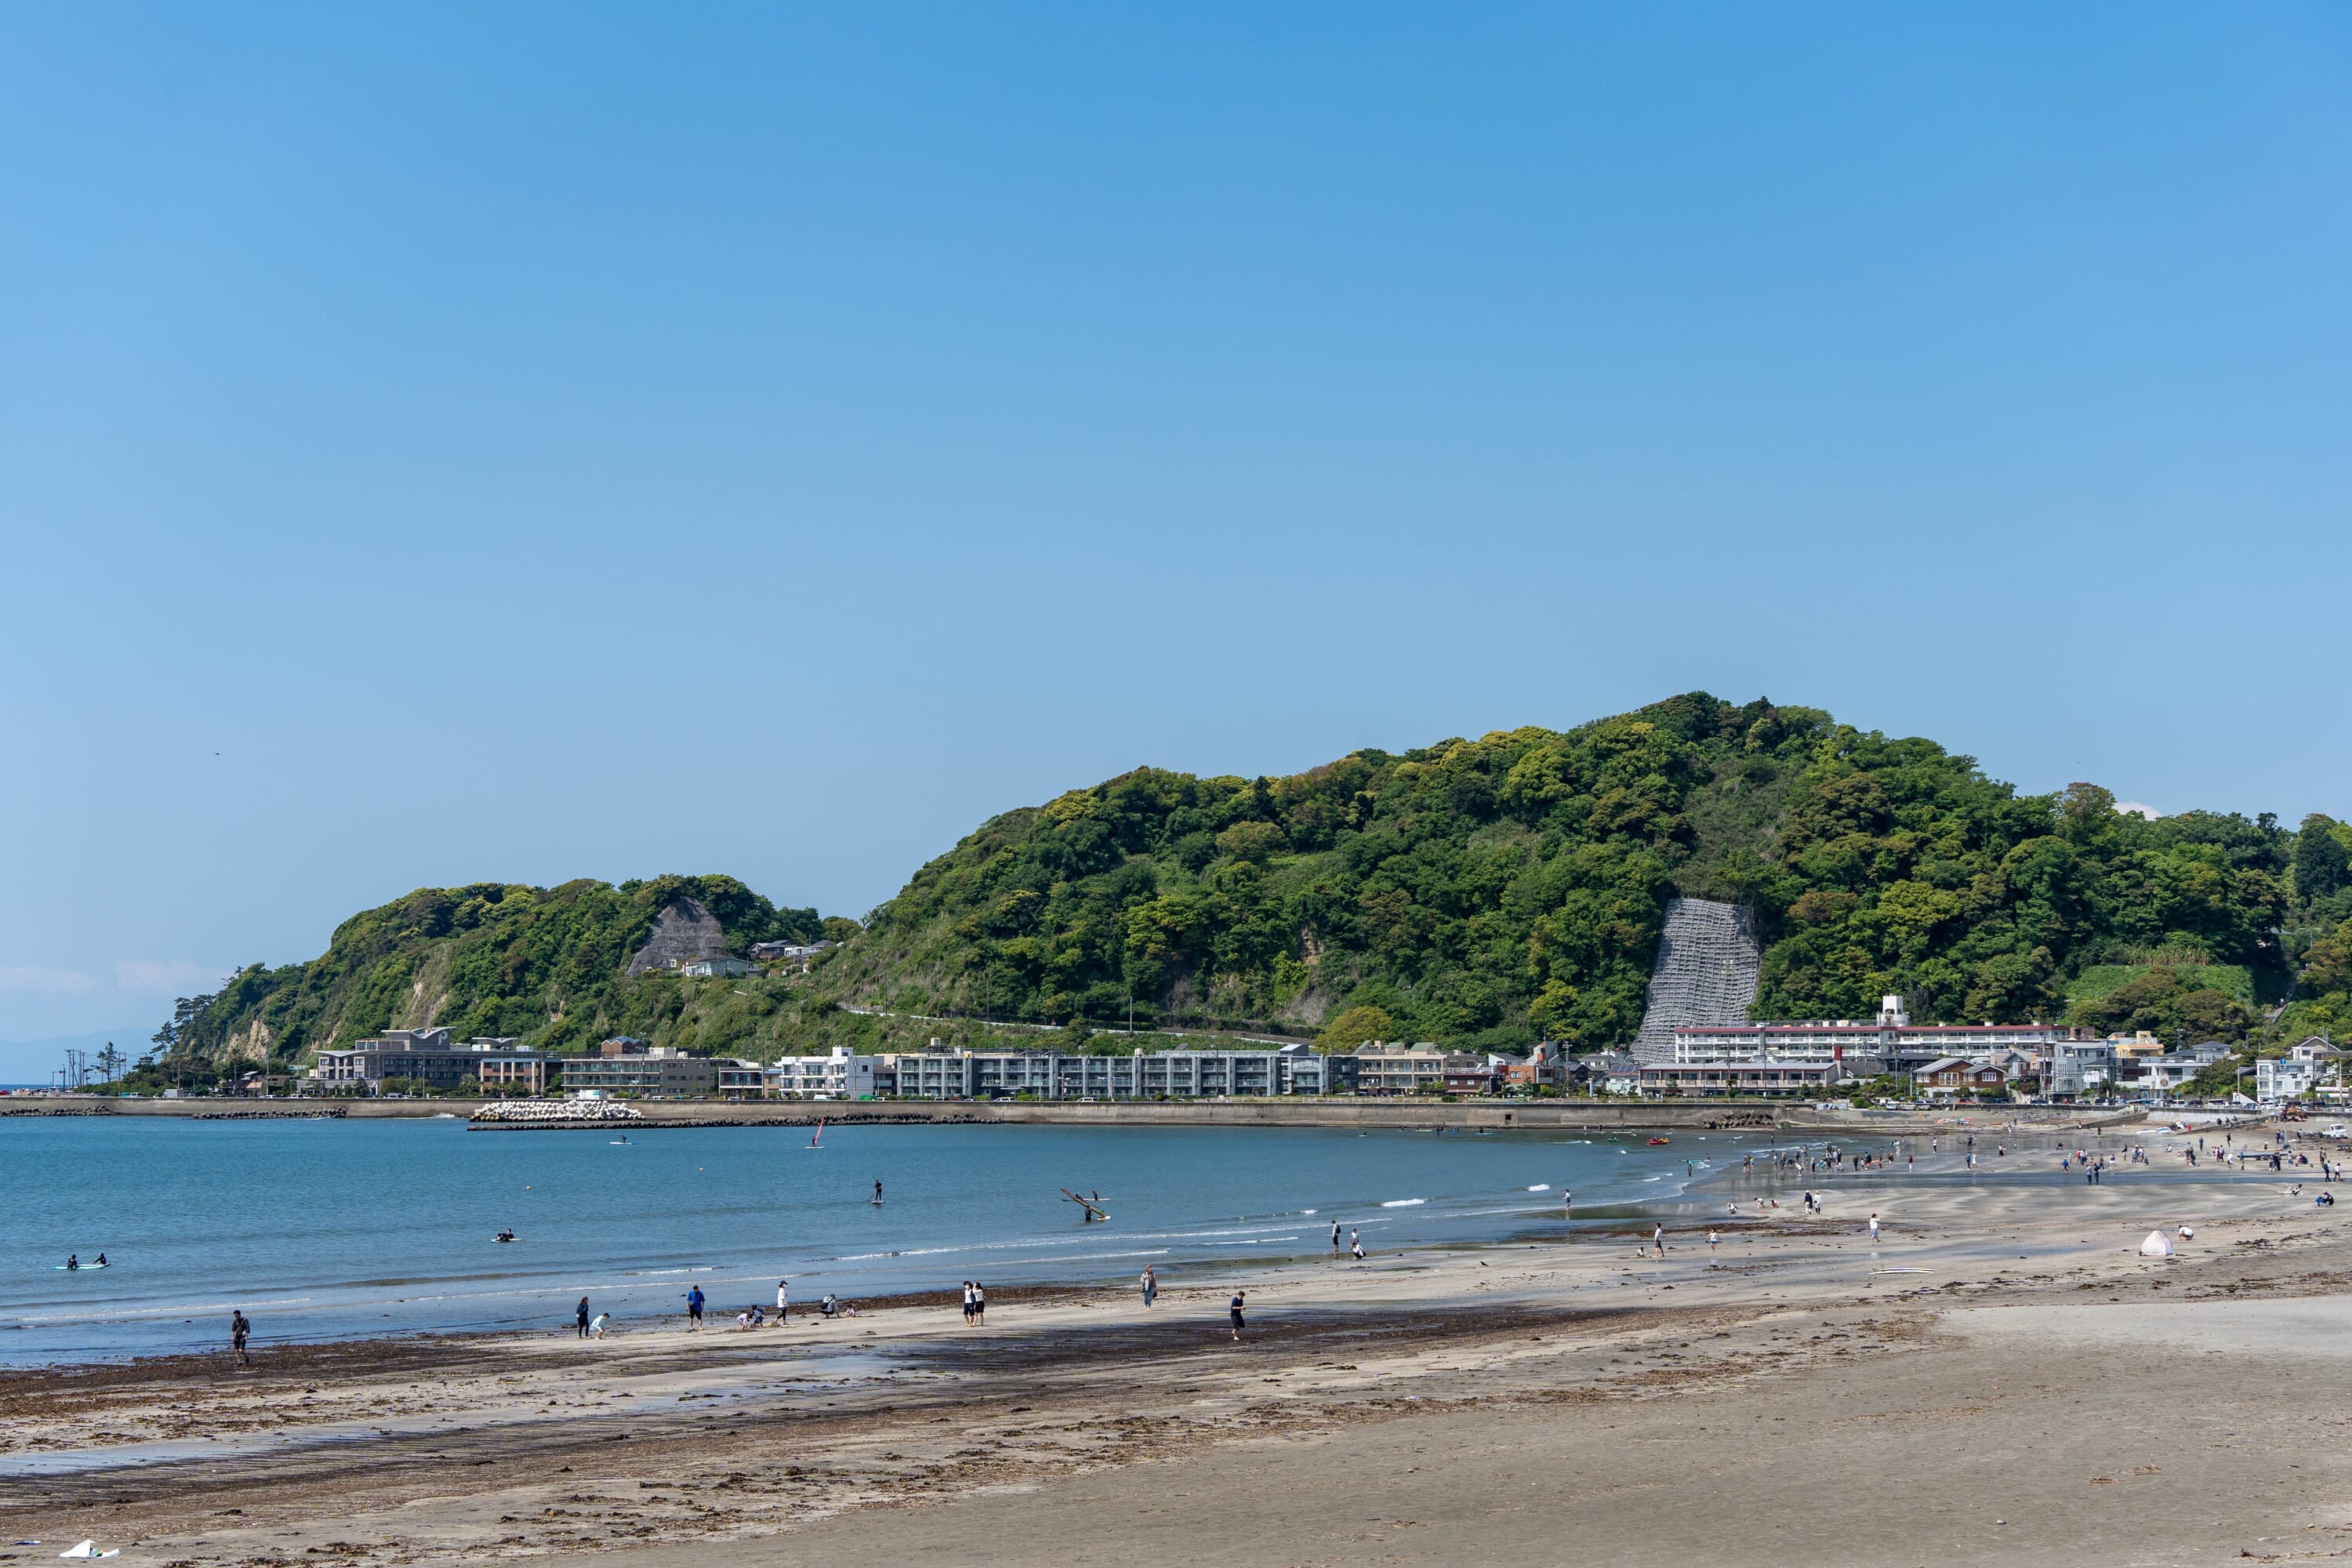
[
  {"left": 161, "top": 695, "right": 2352, "bottom": 1076},
  {"left": 164, "top": 876, "right": 828, "bottom": 1073},
  {"left": 809, "top": 693, "right": 2343, "bottom": 1051}
]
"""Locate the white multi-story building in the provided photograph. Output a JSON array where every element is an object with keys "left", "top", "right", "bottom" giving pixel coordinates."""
[
  {"left": 1671, "top": 995, "right": 2077, "bottom": 1077},
  {"left": 764, "top": 1045, "right": 879, "bottom": 1099}
]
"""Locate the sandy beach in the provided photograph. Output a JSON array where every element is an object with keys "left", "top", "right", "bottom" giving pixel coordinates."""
[{"left": 5, "top": 1125, "right": 2348, "bottom": 1567}]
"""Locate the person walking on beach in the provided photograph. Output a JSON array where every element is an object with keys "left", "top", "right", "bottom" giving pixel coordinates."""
[
  {"left": 971, "top": 1282, "right": 985, "bottom": 1326},
  {"left": 1651, "top": 1224, "right": 1666, "bottom": 1259},
  {"left": 1563, "top": 1189, "right": 1573, "bottom": 1221},
  {"left": 230, "top": 1309, "right": 251, "bottom": 1367},
  {"left": 1229, "top": 1289, "right": 1246, "bottom": 1341},
  {"left": 576, "top": 1297, "right": 591, "bottom": 1338},
  {"left": 686, "top": 1285, "right": 706, "bottom": 1330},
  {"left": 961, "top": 1281, "right": 975, "bottom": 1327},
  {"left": 776, "top": 1279, "right": 789, "bottom": 1325},
  {"left": 1141, "top": 1265, "right": 1157, "bottom": 1308},
  {"left": 1708, "top": 1229, "right": 1719, "bottom": 1255},
  {"left": 1867, "top": 1213, "right": 1881, "bottom": 1244}
]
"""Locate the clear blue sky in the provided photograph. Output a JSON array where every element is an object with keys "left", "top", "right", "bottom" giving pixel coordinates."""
[{"left": 3, "top": 6, "right": 2348, "bottom": 1067}]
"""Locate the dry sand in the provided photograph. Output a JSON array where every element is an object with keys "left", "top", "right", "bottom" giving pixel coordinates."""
[{"left": 6, "top": 1129, "right": 2349, "bottom": 1567}]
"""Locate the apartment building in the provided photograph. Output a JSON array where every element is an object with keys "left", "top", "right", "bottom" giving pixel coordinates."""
[
  {"left": 764, "top": 1046, "right": 880, "bottom": 1099},
  {"left": 879, "top": 1044, "right": 1348, "bottom": 1100},
  {"left": 561, "top": 1039, "right": 717, "bottom": 1098},
  {"left": 310, "top": 1029, "right": 551, "bottom": 1094},
  {"left": 1352, "top": 1043, "right": 1483, "bottom": 1096}
]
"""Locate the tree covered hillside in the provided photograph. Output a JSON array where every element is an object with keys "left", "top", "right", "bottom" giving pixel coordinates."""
[
  {"left": 155, "top": 695, "right": 2352, "bottom": 1077},
  {"left": 165, "top": 875, "right": 828, "bottom": 1072},
  {"left": 812, "top": 694, "right": 2319, "bottom": 1051}
]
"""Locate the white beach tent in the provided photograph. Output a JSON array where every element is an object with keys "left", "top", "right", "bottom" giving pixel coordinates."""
[{"left": 2140, "top": 1230, "right": 2174, "bottom": 1258}]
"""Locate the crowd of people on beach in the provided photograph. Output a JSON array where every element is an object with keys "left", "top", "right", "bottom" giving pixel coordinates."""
[{"left": 200, "top": 1123, "right": 2352, "bottom": 1370}]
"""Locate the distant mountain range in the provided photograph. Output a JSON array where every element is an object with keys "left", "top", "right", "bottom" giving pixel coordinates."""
[{"left": 162, "top": 694, "right": 2352, "bottom": 1079}]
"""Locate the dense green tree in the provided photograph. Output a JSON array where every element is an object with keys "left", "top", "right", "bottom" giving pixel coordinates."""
[
  {"left": 1316, "top": 1004, "right": 1397, "bottom": 1053},
  {"left": 2296, "top": 815, "right": 2350, "bottom": 902}
]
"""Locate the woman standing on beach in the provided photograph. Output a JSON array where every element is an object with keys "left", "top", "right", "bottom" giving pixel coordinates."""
[
  {"left": 972, "top": 1282, "right": 985, "bottom": 1325},
  {"left": 575, "top": 1298, "right": 591, "bottom": 1338},
  {"left": 776, "top": 1279, "right": 789, "bottom": 1325},
  {"left": 960, "top": 1281, "right": 975, "bottom": 1326},
  {"left": 1141, "top": 1265, "right": 1157, "bottom": 1308}
]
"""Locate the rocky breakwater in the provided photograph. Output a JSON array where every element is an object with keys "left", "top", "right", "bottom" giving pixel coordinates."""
[{"left": 467, "top": 1098, "right": 644, "bottom": 1128}]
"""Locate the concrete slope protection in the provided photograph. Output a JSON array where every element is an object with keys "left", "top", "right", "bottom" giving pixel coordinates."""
[{"left": 1630, "top": 896, "right": 1761, "bottom": 1063}]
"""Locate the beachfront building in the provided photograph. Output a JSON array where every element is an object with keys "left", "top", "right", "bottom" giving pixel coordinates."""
[
  {"left": 310, "top": 1029, "right": 552, "bottom": 1094},
  {"left": 714, "top": 1058, "right": 768, "bottom": 1096},
  {"left": 1573, "top": 1052, "right": 1642, "bottom": 1095},
  {"left": 562, "top": 1039, "right": 717, "bottom": 1098},
  {"left": 1500, "top": 1042, "right": 1568, "bottom": 1091},
  {"left": 1914, "top": 1058, "right": 2012, "bottom": 1096},
  {"left": 2048, "top": 1040, "right": 2119, "bottom": 1098},
  {"left": 2257, "top": 1055, "right": 2335, "bottom": 1102},
  {"left": 764, "top": 1046, "right": 880, "bottom": 1099},
  {"left": 1669, "top": 1016, "right": 2079, "bottom": 1079},
  {"left": 1637, "top": 1059, "right": 1841, "bottom": 1098},
  {"left": 878, "top": 1044, "right": 1349, "bottom": 1100},
  {"left": 1353, "top": 1043, "right": 1483, "bottom": 1095}
]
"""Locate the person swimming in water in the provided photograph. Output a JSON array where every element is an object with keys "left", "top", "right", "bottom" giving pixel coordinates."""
[
  {"left": 65, "top": 1254, "right": 78, "bottom": 1271},
  {"left": 495, "top": 1229, "right": 517, "bottom": 1243}
]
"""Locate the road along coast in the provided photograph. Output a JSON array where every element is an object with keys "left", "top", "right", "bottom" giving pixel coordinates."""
[{"left": 3, "top": 1125, "right": 2344, "bottom": 1566}]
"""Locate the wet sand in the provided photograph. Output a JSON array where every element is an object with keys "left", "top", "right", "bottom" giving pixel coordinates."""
[{"left": 4, "top": 1129, "right": 2346, "bottom": 1567}]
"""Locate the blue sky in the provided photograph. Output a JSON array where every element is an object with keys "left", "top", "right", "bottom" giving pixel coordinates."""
[{"left": 3, "top": 6, "right": 2348, "bottom": 1070}]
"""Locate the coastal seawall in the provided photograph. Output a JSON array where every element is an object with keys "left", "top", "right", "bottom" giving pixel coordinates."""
[{"left": 0, "top": 1095, "right": 2140, "bottom": 1134}]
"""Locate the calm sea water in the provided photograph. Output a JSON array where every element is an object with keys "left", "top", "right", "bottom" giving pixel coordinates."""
[{"left": 0, "top": 1117, "right": 1740, "bottom": 1365}]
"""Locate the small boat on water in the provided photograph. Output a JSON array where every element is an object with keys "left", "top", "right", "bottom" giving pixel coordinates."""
[{"left": 1647, "top": 1137, "right": 1671, "bottom": 1146}]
